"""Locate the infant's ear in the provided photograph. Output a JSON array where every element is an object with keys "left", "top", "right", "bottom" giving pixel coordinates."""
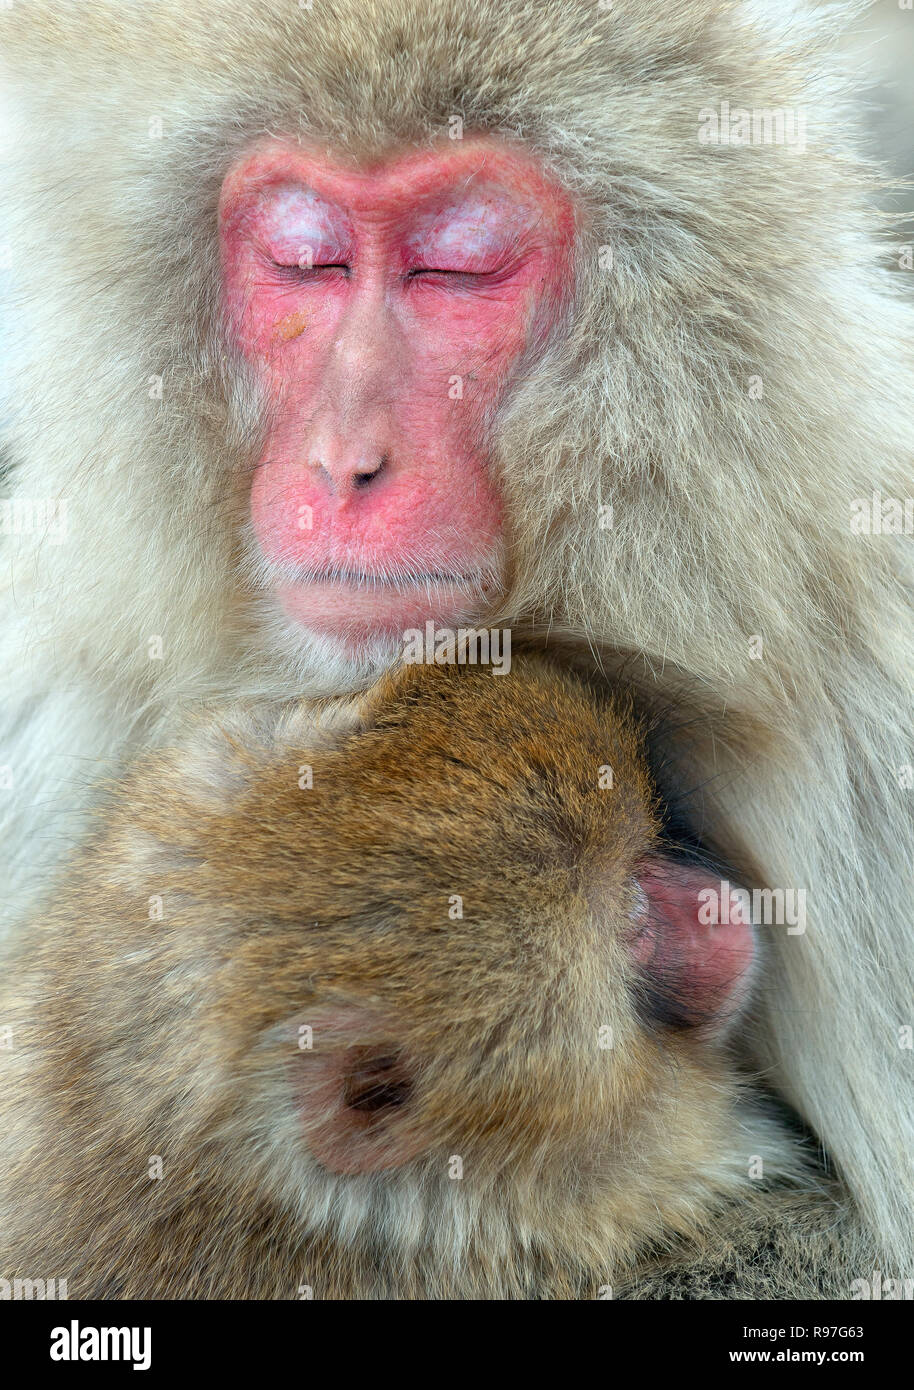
[{"left": 629, "top": 859, "right": 757, "bottom": 1033}]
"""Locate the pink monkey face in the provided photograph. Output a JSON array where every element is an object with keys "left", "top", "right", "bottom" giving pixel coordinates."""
[{"left": 219, "top": 138, "right": 576, "bottom": 644}]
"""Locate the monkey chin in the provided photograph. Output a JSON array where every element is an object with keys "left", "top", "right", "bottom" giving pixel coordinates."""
[
  {"left": 243, "top": 542, "right": 504, "bottom": 693},
  {"left": 249, "top": 596, "right": 413, "bottom": 698}
]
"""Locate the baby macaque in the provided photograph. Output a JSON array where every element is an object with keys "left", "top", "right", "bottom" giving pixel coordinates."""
[{"left": 0, "top": 655, "right": 866, "bottom": 1298}]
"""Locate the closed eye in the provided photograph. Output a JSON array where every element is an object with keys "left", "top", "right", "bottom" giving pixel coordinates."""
[
  {"left": 407, "top": 267, "right": 483, "bottom": 278},
  {"left": 406, "top": 267, "right": 499, "bottom": 292},
  {"left": 270, "top": 260, "right": 350, "bottom": 278}
]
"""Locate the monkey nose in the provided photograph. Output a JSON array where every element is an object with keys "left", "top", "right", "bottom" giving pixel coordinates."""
[
  {"left": 307, "top": 452, "right": 387, "bottom": 497},
  {"left": 352, "top": 453, "right": 387, "bottom": 489}
]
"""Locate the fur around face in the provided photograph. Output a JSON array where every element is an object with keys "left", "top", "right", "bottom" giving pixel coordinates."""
[
  {"left": 0, "top": 0, "right": 912, "bottom": 1274},
  {"left": 0, "top": 654, "right": 860, "bottom": 1299}
]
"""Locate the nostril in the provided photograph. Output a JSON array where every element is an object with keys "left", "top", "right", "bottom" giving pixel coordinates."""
[
  {"left": 352, "top": 453, "right": 387, "bottom": 489},
  {"left": 342, "top": 1047, "right": 412, "bottom": 1115}
]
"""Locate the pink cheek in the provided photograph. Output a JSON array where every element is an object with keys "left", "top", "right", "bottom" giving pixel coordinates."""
[
  {"left": 407, "top": 276, "right": 545, "bottom": 378},
  {"left": 225, "top": 275, "right": 337, "bottom": 361},
  {"left": 249, "top": 465, "right": 323, "bottom": 564}
]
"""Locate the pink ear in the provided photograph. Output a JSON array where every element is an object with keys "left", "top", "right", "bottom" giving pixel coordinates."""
[
  {"left": 630, "top": 861, "right": 756, "bottom": 1029},
  {"left": 289, "top": 1008, "right": 425, "bottom": 1175}
]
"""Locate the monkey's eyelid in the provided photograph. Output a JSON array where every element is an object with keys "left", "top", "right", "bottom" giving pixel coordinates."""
[
  {"left": 270, "top": 260, "right": 351, "bottom": 275},
  {"left": 267, "top": 259, "right": 496, "bottom": 284},
  {"left": 407, "top": 266, "right": 480, "bottom": 276}
]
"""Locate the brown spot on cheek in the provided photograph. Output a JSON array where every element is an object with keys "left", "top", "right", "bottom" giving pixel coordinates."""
[{"left": 272, "top": 310, "right": 308, "bottom": 344}]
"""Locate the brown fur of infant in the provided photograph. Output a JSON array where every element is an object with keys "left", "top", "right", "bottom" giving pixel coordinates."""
[{"left": 0, "top": 654, "right": 867, "bottom": 1298}]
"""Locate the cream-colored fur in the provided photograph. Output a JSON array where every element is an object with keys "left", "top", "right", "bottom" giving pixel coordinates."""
[{"left": 0, "top": 0, "right": 912, "bottom": 1275}]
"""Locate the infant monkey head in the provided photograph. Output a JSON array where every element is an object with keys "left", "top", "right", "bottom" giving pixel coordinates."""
[{"left": 0, "top": 654, "right": 790, "bottom": 1299}]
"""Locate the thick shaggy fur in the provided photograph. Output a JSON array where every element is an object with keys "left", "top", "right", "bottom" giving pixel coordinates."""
[
  {"left": 0, "top": 656, "right": 868, "bottom": 1298},
  {"left": 0, "top": 0, "right": 912, "bottom": 1274}
]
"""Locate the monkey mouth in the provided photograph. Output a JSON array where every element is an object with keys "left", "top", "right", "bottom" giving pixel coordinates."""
[
  {"left": 292, "top": 565, "right": 486, "bottom": 592},
  {"left": 280, "top": 574, "right": 491, "bottom": 638},
  {"left": 259, "top": 556, "right": 502, "bottom": 640}
]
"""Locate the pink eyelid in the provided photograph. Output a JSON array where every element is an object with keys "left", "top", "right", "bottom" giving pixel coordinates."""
[{"left": 239, "top": 182, "right": 537, "bottom": 280}]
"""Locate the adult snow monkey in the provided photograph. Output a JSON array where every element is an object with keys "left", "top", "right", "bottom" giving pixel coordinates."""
[{"left": 0, "top": 1, "right": 912, "bottom": 1272}]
